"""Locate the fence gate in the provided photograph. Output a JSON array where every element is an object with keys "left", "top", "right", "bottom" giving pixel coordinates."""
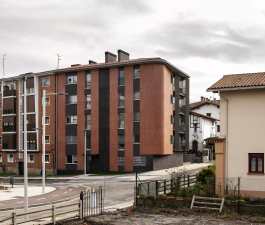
[{"left": 81, "top": 186, "right": 103, "bottom": 218}]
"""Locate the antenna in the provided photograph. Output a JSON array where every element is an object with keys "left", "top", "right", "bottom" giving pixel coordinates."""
[
  {"left": 2, "top": 54, "right": 7, "bottom": 78},
  {"left": 54, "top": 54, "right": 62, "bottom": 69}
]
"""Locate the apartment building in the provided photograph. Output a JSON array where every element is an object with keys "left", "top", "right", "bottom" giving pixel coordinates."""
[{"left": 0, "top": 50, "right": 190, "bottom": 175}]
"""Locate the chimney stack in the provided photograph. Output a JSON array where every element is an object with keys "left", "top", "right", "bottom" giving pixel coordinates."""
[
  {"left": 105, "top": 51, "right": 117, "bottom": 63},
  {"left": 204, "top": 98, "right": 206, "bottom": 102},
  {"left": 118, "top": 49, "right": 129, "bottom": 62},
  {"left": 201, "top": 96, "right": 204, "bottom": 102},
  {"left": 89, "top": 60, "right": 97, "bottom": 64}
]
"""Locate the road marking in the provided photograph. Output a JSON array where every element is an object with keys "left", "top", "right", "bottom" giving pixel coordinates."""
[
  {"left": 37, "top": 198, "right": 46, "bottom": 200},
  {"left": 17, "top": 201, "right": 24, "bottom": 203},
  {"left": 52, "top": 195, "right": 59, "bottom": 197},
  {"left": 63, "top": 192, "right": 68, "bottom": 194}
]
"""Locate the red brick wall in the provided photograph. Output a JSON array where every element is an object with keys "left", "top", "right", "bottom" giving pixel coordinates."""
[
  {"left": 124, "top": 66, "right": 134, "bottom": 172},
  {"left": 91, "top": 69, "right": 99, "bottom": 155},
  {"left": 109, "top": 67, "right": 119, "bottom": 171},
  {"left": 77, "top": 71, "right": 85, "bottom": 171},
  {"left": 57, "top": 73, "right": 66, "bottom": 170}
]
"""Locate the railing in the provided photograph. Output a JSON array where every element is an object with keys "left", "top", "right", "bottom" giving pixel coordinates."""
[
  {"left": 0, "top": 200, "right": 82, "bottom": 225},
  {"left": 3, "top": 90, "right": 16, "bottom": 97},
  {"left": 179, "top": 87, "right": 186, "bottom": 94},
  {"left": 3, "top": 125, "right": 16, "bottom": 132},
  {"left": 137, "top": 175, "right": 197, "bottom": 196},
  {"left": 3, "top": 108, "right": 16, "bottom": 114}
]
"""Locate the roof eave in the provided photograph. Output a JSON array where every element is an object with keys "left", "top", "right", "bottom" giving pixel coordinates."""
[{"left": 207, "top": 85, "right": 265, "bottom": 92}]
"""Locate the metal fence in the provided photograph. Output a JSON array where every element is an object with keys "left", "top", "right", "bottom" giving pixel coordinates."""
[{"left": 80, "top": 187, "right": 103, "bottom": 218}]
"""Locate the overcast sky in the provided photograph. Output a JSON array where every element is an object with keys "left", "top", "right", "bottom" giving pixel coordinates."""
[{"left": 1, "top": 0, "right": 265, "bottom": 103}]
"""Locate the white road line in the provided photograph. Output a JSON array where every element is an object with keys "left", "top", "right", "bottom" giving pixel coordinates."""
[
  {"left": 52, "top": 195, "right": 59, "bottom": 197},
  {"left": 37, "top": 198, "right": 46, "bottom": 200},
  {"left": 63, "top": 192, "right": 68, "bottom": 194},
  {"left": 17, "top": 201, "right": 24, "bottom": 203}
]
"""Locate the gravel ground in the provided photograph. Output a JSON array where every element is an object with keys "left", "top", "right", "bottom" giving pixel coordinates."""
[{"left": 81, "top": 206, "right": 265, "bottom": 225}]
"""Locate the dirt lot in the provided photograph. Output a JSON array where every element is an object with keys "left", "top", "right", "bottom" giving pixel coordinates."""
[{"left": 82, "top": 206, "right": 265, "bottom": 225}]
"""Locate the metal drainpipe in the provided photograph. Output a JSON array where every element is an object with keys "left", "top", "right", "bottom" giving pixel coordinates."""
[
  {"left": 55, "top": 73, "right": 57, "bottom": 175},
  {"left": 219, "top": 93, "right": 228, "bottom": 180}
]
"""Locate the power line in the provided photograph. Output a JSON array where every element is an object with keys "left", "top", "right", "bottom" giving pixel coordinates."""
[
  {"left": 2, "top": 54, "right": 7, "bottom": 78},
  {"left": 54, "top": 54, "right": 62, "bottom": 69}
]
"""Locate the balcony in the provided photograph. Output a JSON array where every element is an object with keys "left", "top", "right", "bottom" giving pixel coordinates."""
[
  {"left": 3, "top": 90, "right": 16, "bottom": 97},
  {"left": 179, "top": 124, "right": 186, "bottom": 132},
  {"left": 179, "top": 87, "right": 186, "bottom": 95},
  {"left": 179, "top": 107, "right": 185, "bottom": 114}
]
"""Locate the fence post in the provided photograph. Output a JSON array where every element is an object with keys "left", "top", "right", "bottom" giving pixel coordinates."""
[
  {"left": 156, "top": 180, "right": 159, "bottom": 196},
  {"left": 188, "top": 175, "right": 190, "bottom": 187},
  {"left": 183, "top": 175, "right": 185, "bottom": 207},
  {"left": 101, "top": 187, "right": 103, "bottom": 214},
  {"left": 79, "top": 200, "right": 83, "bottom": 219},
  {"left": 164, "top": 180, "right": 166, "bottom": 194},
  {"left": 52, "top": 205, "right": 56, "bottom": 225},
  {"left": 12, "top": 212, "right": 16, "bottom": 225},
  {"left": 80, "top": 191, "right": 84, "bottom": 219},
  {"left": 135, "top": 170, "right": 137, "bottom": 206},
  {"left": 171, "top": 179, "right": 173, "bottom": 193},
  {"left": 238, "top": 177, "right": 240, "bottom": 214}
]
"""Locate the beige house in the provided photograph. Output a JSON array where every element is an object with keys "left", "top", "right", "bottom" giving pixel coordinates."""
[{"left": 206, "top": 72, "right": 265, "bottom": 197}]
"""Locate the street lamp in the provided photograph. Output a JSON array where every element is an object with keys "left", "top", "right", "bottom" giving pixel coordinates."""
[
  {"left": 42, "top": 90, "right": 67, "bottom": 193},
  {"left": 81, "top": 129, "right": 87, "bottom": 179}
]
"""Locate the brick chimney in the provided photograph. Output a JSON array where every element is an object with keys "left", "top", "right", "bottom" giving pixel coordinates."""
[
  {"left": 118, "top": 50, "right": 129, "bottom": 62},
  {"left": 89, "top": 60, "right": 97, "bottom": 64},
  {"left": 105, "top": 51, "right": 117, "bottom": 63},
  {"left": 201, "top": 96, "right": 204, "bottom": 102}
]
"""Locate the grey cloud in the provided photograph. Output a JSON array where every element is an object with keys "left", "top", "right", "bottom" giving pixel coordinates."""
[{"left": 145, "top": 18, "right": 265, "bottom": 64}]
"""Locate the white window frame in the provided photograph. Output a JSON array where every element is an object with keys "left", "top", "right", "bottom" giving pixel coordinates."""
[
  {"left": 134, "top": 91, "right": 140, "bottom": 100},
  {"left": 66, "top": 155, "right": 77, "bottom": 164},
  {"left": 45, "top": 97, "right": 50, "bottom": 106},
  {"left": 7, "top": 154, "right": 14, "bottom": 163},
  {"left": 42, "top": 78, "right": 50, "bottom": 87},
  {"left": 66, "top": 75, "right": 77, "bottom": 84},
  {"left": 28, "top": 154, "right": 34, "bottom": 163},
  {"left": 66, "top": 115, "right": 77, "bottom": 124},
  {"left": 45, "top": 154, "right": 50, "bottom": 163},
  {"left": 45, "top": 135, "right": 50, "bottom": 145},
  {"left": 0, "top": 154, "right": 2, "bottom": 162},
  {"left": 45, "top": 116, "right": 50, "bottom": 125},
  {"left": 66, "top": 95, "right": 77, "bottom": 104}
]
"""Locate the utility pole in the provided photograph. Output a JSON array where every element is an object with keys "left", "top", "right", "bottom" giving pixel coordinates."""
[
  {"left": 54, "top": 54, "right": 62, "bottom": 69},
  {"left": 2, "top": 54, "right": 6, "bottom": 78}
]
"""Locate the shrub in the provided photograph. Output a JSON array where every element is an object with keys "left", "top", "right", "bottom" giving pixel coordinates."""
[{"left": 197, "top": 167, "right": 215, "bottom": 184}]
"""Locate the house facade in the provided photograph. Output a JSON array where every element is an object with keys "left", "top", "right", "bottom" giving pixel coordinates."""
[
  {"left": 206, "top": 72, "right": 265, "bottom": 197},
  {"left": 0, "top": 50, "right": 190, "bottom": 175}
]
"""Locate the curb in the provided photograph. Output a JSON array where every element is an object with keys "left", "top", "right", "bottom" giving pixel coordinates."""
[{"left": 0, "top": 186, "right": 88, "bottom": 212}]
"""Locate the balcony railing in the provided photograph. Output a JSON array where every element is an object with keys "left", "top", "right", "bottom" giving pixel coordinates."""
[
  {"left": 3, "top": 90, "right": 16, "bottom": 97},
  {"left": 3, "top": 108, "right": 16, "bottom": 115},
  {"left": 3, "top": 125, "right": 16, "bottom": 132},
  {"left": 179, "top": 87, "right": 186, "bottom": 94},
  {"left": 179, "top": 124, "right": 186, "bottom": 132}
]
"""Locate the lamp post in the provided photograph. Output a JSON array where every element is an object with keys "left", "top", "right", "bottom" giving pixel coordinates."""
[
  {"left": 42, "top": 91, "right": 67, "bottom": 193},
  {"left": 23, "top": 76, "right": 28, "bottom": 220},
  {"left": 81, "top": 129, "right": 87, "bottom": 179}
]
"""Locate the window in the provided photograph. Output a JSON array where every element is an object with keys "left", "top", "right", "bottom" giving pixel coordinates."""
[
  {"left": 118, "top": 67, "right": 124, "bottom": 86},
  {"left": 86, "top": 72, "right": 91, "bottom": 89},
  {"left": 171, "top": 74, "right": 175, "bottom": 85},
  {"left": 118, "top": 156, "right": 124, "bottom": 166},
  {"left": 118, "top": 135, "right": 124, "bottom": 150},
  {"left": 45, "top": 97, "right": 50, "bottom": 106},
  {"left": 86, "top": 135, "right": 91, "bottom": 149},
  {"left": 207, "top": 113, "right": 211, "bottom": 117},
  {"left": 134, "top": 135, "right": 140, "bottom": 143},
  {"left": 28, "top": 154, "right": 34, "bottom": 163},
  {"left": 27, "top": 133, "right": 36, "bottom": 150},
  {"left": 134, "top": 91, "right": 140, "bottom": 100},
  {"left": 45, "top": 117, "right": 50, "bottom": 125},
  {"left": 27, "top": 114, "right": 35, "bottom": 131},
  {"left": 86, "top": 115, "right": 91, "bottom": 130},
  {"left": 133, "top": 156, "right": 146, "bottom": 166},
  {"left": 171, "top": 95, "right": 175, "bottom": 104},
  {"left": 171, "top": 115, "right": 174, "bottom": 125},
  {"left": 86, "top": 95, "right": 91, "bottom": 109},
  {"left": 134, "top": 112, "right": 140, "bottom": 121},
  {"left": 66, "top": 155, "right": 77, "bottom": 164},
  {"left": 0, "top": 154, "right": 2, "bottom": 162},
  {"left": 170, "top": 135, "right": 173, "bottom": 145},
  {"left": 0, "top": 137, "right": 2, "bottom": 145},
  {"left": 66, "top": 115, "right": 77, "bottom": 124},
  {"left": 26, "top": 77, "right": 34, "bottom": 94},
  {"left": 118, "top": 113, "right": 125, "bottom": 128},
  {"left": 0, "top": 119, "right": 2, "bottom": 128},
  {"left": 217, "top": 125, "right": 220, "bottom": 132},
  {"left": 66, "top": 75, "right": 77, "bottom": 84},
  {"left": 249, "top": 153, "right": 264, "bottom": 173},
  {"left": 42, "top": 78, "right": 50, "bottom": 87},
  {"left": 66, "top": 95, "right": 77, "bottom": 104},
  {"left": 133, "top": 65, "right": 140, "bottom": 78},
  {"left": 3, "top": 134, "right": 16, "bottom": 149},
  {"left": 7, "top": 154, "right": 14, "bottom": 163},
  {"left": 0, "top": 102, "right": 2, "bottom": 110},
  {"left": 118, "top": 92, "right": 124, "bottom": 107},
  {"left": 66, "top": 136, "right": 77, "bottom": 144},
  {"left": 45, "top": 155, "right": 50, "bottom": 163},
  {"left": 45, "top": 136, "right": 50, "bottom": 144}
]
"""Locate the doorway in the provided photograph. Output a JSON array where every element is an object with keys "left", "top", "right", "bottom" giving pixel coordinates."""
[{"left": 18, "top": 162, "right": 24, "bottom": 175}]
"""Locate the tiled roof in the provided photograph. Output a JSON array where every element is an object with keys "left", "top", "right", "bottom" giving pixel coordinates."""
[
  {"left": 189, "top": 100, "right": 220, "bottom": 110},
  {"left": 207, "top": 72, "right": 265, "bottom": 90},
  {"left": 59, "top": 57, "right": 161, "bottom": 70},
  {"left": 189, "top": 110, "right": 219, "bottom": 121},
  {"left": 204, "top": 137, "right": 225, "bottom": 143}
]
